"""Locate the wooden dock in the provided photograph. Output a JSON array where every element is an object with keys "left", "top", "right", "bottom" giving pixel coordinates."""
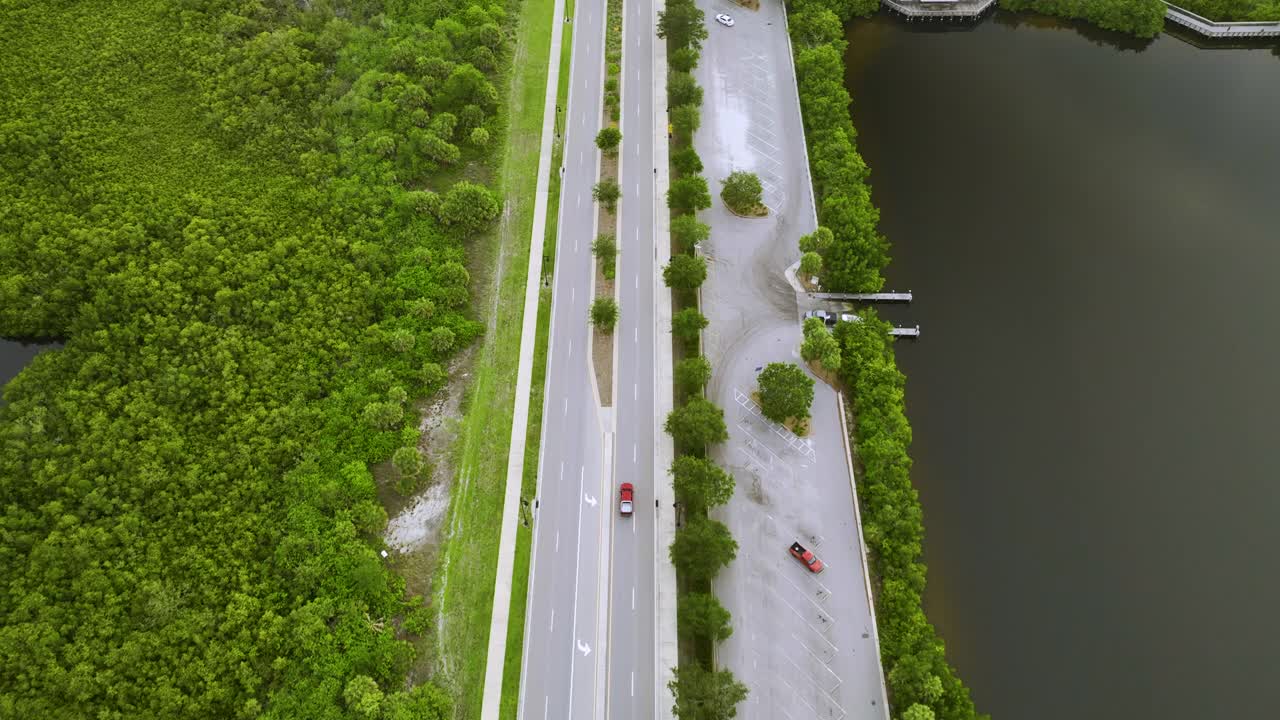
[
  {"left": 810, "top": 291, "right": 913, "bottom": 304},
  {"left": 890, "top": 326, "right": 921, "bottom": 339}
]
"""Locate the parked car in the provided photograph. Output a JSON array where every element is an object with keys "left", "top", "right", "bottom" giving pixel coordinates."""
[
  {"left": 715, "top": 13, "right": 735, "bottom": 27},
  {"left": 803, "top": 309, "right": 835, "bottom": 327},
  {"left": 619, "top": 482, "right": 634, "bottom": 516},
  {"left": 803, "top": 310, "right": 861, "bottom": 328},
  {"left": 788, "top": 542, "right": 824, "bottom": 573}
]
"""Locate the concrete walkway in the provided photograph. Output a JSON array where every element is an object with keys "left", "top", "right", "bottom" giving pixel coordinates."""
[
  {"left": 478, "top": 0, "right": 566, "bottom": 715},
  {"left": 652, "top": 2, "right": 678, "bottom": 717}
]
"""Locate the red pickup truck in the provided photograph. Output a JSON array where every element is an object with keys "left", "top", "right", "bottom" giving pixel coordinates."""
[{"left": 788, "top": 542, "right": 824, "bottom": 573}]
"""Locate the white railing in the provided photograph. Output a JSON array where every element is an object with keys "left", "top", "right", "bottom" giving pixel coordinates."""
[
  {"left": 880, "top": 0, "right": 998, "bottom": 18},
  {"left": 1163, "top": 2, "right": 1280, "bottom": 37}
]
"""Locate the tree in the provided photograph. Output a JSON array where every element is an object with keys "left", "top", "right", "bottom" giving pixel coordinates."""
[
  {"left": 678, "top": 592, "right": 733, "bottom": 642},
  {"left": 757, "top": 362, "right": 815, "bottom": 423},
  {"left": 663, "top": 254, "right": 707, "bottom": 290},
  {"left": 343, "top": 676, "right": 385, "bottom": 718},
  {"left": 670, "top": 214, "right": 710, "bottom": 248},
  {"left": 799, "top": 226, "right": 834, "bottom": 255},
  {"left": 668, "top": 176, "right": 711, "bottom": 213},
  {"left": 674, "top": 355, "right": 711, "bottom": 394},
  {"left": 800, "top": 251, "right": 822, "bottom": 277},
  {"left": 665, "top": 396, "right": 728, "bottom": 448},
  {"left": 668, "top": 72, "right": 703, "bottom": 108},
  {"left": 669, "top": 46, "right": 700, "bottom": 73},
  {"left": 667, "top": 662, "right": 748, "bottom": 720},
  {"left": 593, "top": 179, "right": 621, "bottom": 212},
  {"left": 801, "top": 317, "right": 841, "bottom": 373},
  {"left": 671, "top": 104, "right": 701, "bottom": 140},
  {"left": 670, "top": 455, "right": 735, "bottom": 509},
  {"left": 902, "top": 705, "right": 936, "bottom": 720},
  {"left": 671, "top": 307, "right": 708, "bottom": 343},
  {"left": 438, "top": 181, "right": 500, "bottom": 234},
  {"left": 469, "top": 126, "right": 490, "bottom": 146},
  {"left": 590, "top": 297, "right": 619, "bottom": 333},
  {"left": 592, "top": 233, "right": 617, "bottom": 279},
  {"left": 596, "top": 126, "right": 622, "bottom": 154},
  {"left": 669, "top": 515, "right": 737, "bottom": 582},
  {"left": 720, "top": 171, "right": 763, "bottom": 214},
  {"left": 657, "top": 0, "right": 709, "bottom": 51},
  {"left": 672, "top": 147, "right": 703, "bottom": 176},
  {"left": 392, "top": 446, "right": 424, "bottom": 480}
]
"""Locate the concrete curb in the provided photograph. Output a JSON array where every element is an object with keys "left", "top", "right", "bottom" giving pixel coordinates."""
[
  {"left": 779, "top": 4, "right": 820, "bottom": 231},
  {"left": 836, "top": 392, "right": 891, "bottom": 719},
  {"left": 652, "top": 1, "right": 678, "bottom": 717},
  {"left": 480, "top": 0, "right": 567, "bottom": 715}
]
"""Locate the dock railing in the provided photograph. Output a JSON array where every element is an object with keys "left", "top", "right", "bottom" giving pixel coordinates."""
[{"left": 1163, "top": 2, "right": 1280, "bottom": 38}]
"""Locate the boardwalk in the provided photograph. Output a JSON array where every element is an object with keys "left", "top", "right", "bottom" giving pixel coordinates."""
[
  {"left": 809, "top": 291, "right": 913, "bottom": 304},
  {"left": 1163, "top": 2, "right": 1280, "bottom": 38},
  {"left": 880, "top": 0, "right": 997, "bottom": 20}
]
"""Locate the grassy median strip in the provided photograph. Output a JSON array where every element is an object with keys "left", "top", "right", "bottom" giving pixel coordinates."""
[
  {"left": 497, "top": 0, "right": 575, "bottom": 717},
  {"left": 432, "top": 0, "right": 557, "bottom": 716}
]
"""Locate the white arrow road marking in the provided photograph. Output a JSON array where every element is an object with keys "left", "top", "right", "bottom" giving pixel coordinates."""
[
  {"left": 576, "top": 640, "right": 592, "bottom": 657},
  {"left": 584, "top": 493, "right": 597, "bottom": 507}
]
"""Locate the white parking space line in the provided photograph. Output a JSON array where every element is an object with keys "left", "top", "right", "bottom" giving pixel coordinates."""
[
  {"left": 631, "top": 586, "right": 635, "bottom": 610},
  {"left": 550, "top": 609, "right": 555, "bottom": 631},
  {"left": 630, "top": 671, "right": 635, "bottom": 697}
]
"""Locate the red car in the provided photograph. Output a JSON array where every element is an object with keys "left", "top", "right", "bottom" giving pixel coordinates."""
[
  {"left": 789, "top": 542, "right": 824, "bottom": 573},
  {"left": 619, "top": 483, "right": 634, "bottom": 516}
]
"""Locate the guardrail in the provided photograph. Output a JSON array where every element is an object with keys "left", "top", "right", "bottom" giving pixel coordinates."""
[{"left": 1163, "top": 2, "right": 1280, "bottom": 37}]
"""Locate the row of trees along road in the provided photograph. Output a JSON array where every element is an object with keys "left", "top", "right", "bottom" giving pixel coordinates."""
[
  {"left": 0, "top": 0, "right": 510, "bottom": 717},
  {"left": 658, "top": 0, "right": 749, "bottom": 717},
  {"left": 788, "top": 2, "right": 987, "bottom": 719}
]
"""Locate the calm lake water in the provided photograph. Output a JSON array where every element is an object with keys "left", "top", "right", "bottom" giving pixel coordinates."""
[
  {"left": 0, "top": 339, "right": 57, "bottom": 390},
  {"left": 844, "top": 13, "right": 1280, "bottom": 719}
]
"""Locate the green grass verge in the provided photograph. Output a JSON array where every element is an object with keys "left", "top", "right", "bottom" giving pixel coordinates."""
[
  {"left": 498, "top": 1, "right": 574, "bottom": 713},
  {"left": 431, "top": 0, "right": 557, "bottom": 716}
]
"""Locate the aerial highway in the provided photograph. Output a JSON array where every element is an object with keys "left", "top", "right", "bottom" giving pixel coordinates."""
[
  {"left": 517, "top": 0, "right": 611, "bottom": 717},
  {"left": 605, "top": 0, "right": 660, "bottom": 715}
]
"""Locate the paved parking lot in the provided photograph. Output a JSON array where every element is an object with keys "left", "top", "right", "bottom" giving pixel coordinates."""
[{"left": 695, "top": 2, "right": 888, "bottom": 718}]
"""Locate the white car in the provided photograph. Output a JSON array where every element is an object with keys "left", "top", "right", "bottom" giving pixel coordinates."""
[{"left": 715, "top": 13, "right": 735, "bottom": 27}]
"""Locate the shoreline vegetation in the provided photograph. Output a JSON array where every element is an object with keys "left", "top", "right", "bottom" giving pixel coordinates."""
[
  {"left": 0, "top": 0, "right": 524, "bottom": 717},
  {"left": 789, "top": 1, "right": 986, "bottom": 718},
  {"left": 996, "top": 0, "right": 1280, "bottom": 37}
]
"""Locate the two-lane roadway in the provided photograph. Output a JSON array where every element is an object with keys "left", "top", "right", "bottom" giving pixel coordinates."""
[
  {"left": 605, "top": 0, "right": 660, "bottom": 716},
  {"left": 517, "top": 0, "right": 612, "bottom": 718}
]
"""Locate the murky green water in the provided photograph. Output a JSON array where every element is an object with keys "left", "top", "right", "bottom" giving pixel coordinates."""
[{"left": 845, "top": 13, "right": 1280, "bottom": 718}]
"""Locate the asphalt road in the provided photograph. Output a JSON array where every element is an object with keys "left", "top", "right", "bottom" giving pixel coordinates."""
[
  {"left": 605, "top": 0, "right": 659, "bottom": 715},
  {"left": 694, "top": 2, "right": 889, "bottom": 719},
  {"left": 518, "top": 0, "right": 612, "bottom": 718}
]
